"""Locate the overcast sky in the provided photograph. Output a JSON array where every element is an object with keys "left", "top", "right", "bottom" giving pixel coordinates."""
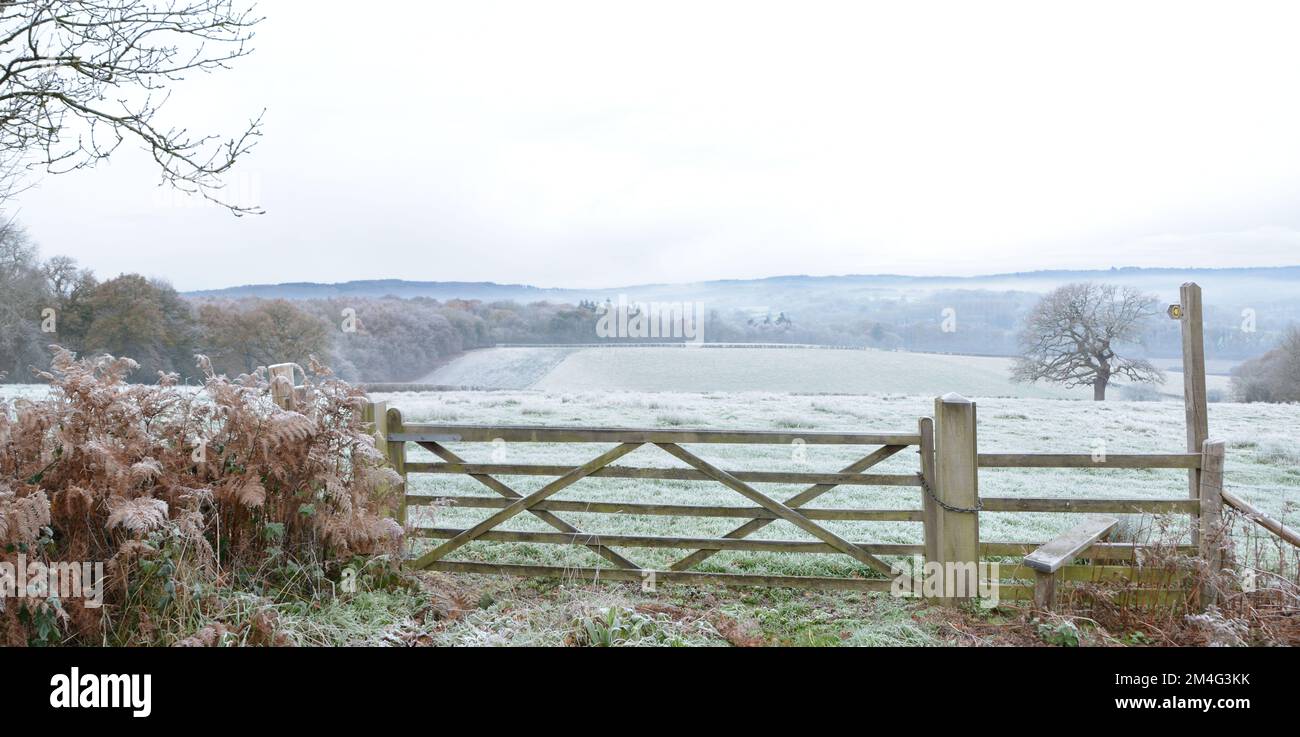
[{"left": 13, "top": 1, "right": 1300, "bottom": 291}]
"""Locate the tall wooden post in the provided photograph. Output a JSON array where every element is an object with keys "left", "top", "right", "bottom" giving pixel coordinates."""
[
  {"left": 361, "top": 399, "right": 410, "bottom": 524},
  {"left": 386, "top": 407, "right": 408, "bottom": 530},
  {"left": 1198, "top": 439, "right": 1225, "bottom": 608},
  {"left": 918, "top": 416, "right": 939, "bottom": 565},
  {"left": 934, "top": 394, "right": 979, "bottom": 601},
  {"left": 1178, "top": 283, "right": 1208, "bottom": 544}
]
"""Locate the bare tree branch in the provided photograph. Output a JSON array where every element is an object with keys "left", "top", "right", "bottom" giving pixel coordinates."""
[{"left": 0, "top": 0, "right": 264, "bottom": 213}]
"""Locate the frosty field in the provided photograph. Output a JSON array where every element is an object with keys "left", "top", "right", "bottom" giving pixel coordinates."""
[{"left": 420, "top": 345, "right": 1232, "bottom": 399}]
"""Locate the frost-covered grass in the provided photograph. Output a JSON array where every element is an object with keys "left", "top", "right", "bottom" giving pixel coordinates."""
[
  {"left": 419, "top": 347, "right": 577, "bottom": 388},
  {"left": 421, "top": 345, "right": 1232, "bottom": 399},
  {"left": 421, "top": 575, "right": 944, "bottom": 646},
  {"left": 373, "top": 389, "right": 1300, "bottom": 579}
]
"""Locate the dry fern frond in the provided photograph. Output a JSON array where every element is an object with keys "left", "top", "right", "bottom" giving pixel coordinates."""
[
  {"left": 106, "top": 497, "right": 169, "bottom": 535},
  {"left": 129, "top": 459, "right": 163, "bottom": 486},
  {"left": 0, "top": 490, "right": 51, "bottom": 546},
  {"left": 265, "top": 411, "right": 317, "bottom": 445},
  {"left": 317, "top": 514, "right": 403, "bottom": 557},
  {"left": 236, "top": 480, "right": 267, "bottom": 509}
]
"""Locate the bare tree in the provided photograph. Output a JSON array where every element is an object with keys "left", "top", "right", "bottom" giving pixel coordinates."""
[
  {"left": 0, "top": 0, "right": 264, "bottom": 212},
  {"left": 1011, "top": 282, "right": 1164, "bottom": 401}
]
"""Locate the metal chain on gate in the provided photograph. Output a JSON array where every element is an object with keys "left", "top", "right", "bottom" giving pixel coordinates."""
[{"left": 916, "top": 472, "right": 983, "bottom": 514}]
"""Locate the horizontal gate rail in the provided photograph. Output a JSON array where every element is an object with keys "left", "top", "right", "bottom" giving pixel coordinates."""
[
  {"left": 391, "top": 425, "right": 920, "bottom": 446},
  {"left": 417, "top": 532, "right": 1200, "bottom": 562},
  {"left": 405, "top": 462, "right": 920, "bottom": 486},
  {"left": 415, "top": 528, "right": 926, "bottom": 554},
  {"left": 978, "top": 453, "right": 1200, "bottom": 469},
  {"left": 410, "top": 495, "right": 925, "bottom": 521}
]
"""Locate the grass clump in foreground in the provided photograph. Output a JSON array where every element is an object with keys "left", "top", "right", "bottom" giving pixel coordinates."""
[{"left": 369, "top": 573, "right": 950, "bottom": 647}]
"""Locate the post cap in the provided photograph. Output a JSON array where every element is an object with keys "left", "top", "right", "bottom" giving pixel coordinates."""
[{"left": 938, "top": 392, "right": 972, "bottom": 404}]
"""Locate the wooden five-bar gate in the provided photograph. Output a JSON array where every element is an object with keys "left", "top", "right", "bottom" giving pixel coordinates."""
[{"left": 369, "top": 395, "right": 1213, "bottom": 606}]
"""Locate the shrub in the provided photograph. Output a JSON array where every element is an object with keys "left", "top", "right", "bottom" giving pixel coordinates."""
[{"left": 0, "top": 348, "right": 403, "bottom": 645}]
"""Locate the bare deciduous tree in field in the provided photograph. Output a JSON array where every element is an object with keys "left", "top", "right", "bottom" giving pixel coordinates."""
[
  {"left": 0, "top": 0, "right": 263, "bottom": 211},
  {"left": 1011, "top": 282, "right": 1164, "bottom": 401}
]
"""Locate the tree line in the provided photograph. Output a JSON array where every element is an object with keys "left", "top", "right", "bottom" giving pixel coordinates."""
[
  {"left": 4, "top": 225, "right": 1299, "bottom": 399},
  {"left": 0, "top": 228, "right": 673, "bottom": 383}
]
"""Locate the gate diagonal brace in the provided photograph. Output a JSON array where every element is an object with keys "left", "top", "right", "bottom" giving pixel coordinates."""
[
  {"left": 655, "top": 443, "right": 894, "bottom": 576},
  {"left": 669, "top": 444, "right": 907, "bottom": 571},
  {"left": 412, "top": 442, "right": 643, "bottom": 569},
  {"left": 418, "top": 441, "right": 640, "bottom": 570}
]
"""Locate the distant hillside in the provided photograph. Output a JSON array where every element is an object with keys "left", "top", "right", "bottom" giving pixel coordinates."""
[
  {"left": 186, "top": 266, "right": 1300, "bottom": 306},
  {"left": 185, "top": 266, "right": 1300, "bottom": 363},
  {"left": 186, "top": 279, "right": 572, "bottom": 302}
]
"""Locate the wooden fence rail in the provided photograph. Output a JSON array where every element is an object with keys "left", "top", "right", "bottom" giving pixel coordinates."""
[
  {"left": 389, "top": 425, "right": 921, "bottom": 446},
  {"left": 978, "top": 454, "right": 1201, "bottom": 469}
]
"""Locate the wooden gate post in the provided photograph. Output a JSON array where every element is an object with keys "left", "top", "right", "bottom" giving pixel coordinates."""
[
  {"left": 1178, "top": 283, "right": 1209, "bottom": 544},
  {"left": 360, "top": 400, "right": 387, "bottom": 452},
  {"left": 1198, "top": 439, "right": 1226, "bottom": 608},
  {"left": 386, "top": 407, "right": 408, "bottom": 529},
  {"left": 359, "top": 397, "right": 389, "bottom": 468},
  {"left": 269, "top": 363, "right": 296, "bottom": 410},
  {"left": 934, "top": 394, "right": 980, "bottom": 601}
]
